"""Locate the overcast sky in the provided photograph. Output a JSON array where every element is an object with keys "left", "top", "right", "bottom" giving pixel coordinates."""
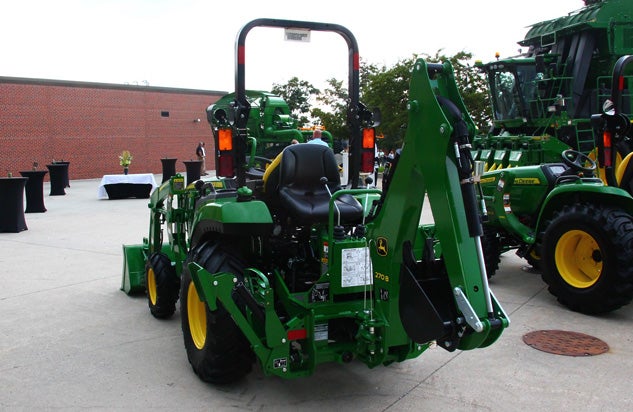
[{"left": 1, "top": 0, "right": 584, "bottom": 92}]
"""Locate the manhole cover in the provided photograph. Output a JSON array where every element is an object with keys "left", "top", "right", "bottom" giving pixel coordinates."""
[{"left": 522, "top": 330, "right": 609, "bottom": 356}]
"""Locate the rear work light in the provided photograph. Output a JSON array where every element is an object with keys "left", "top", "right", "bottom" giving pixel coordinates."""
[
  {"left": 362, "top": 128, "right": 375, "bottom": 149},
  {"left": 215, "top": 128, "right": 235, "bottom": 177},
  {"left": 361, "top": 127, "right": 376, "bottom": 173},
  {"left": 218, "top": 128, "right": 233, "bottom": 150},
  {"left": 603, "top": 130, "right": 612, "bottom": 167}
]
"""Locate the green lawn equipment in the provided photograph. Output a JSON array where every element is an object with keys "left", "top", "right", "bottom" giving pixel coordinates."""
[{"left": 122, "top": 19, "right": 508, "bottom": 384}]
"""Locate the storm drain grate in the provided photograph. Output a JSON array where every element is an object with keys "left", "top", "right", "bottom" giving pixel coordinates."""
[{"left": 522, "top": 330, "right": 609, "bottom": 356}]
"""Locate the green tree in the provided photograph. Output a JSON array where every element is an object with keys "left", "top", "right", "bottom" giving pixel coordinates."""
[
  {"left": 311, "top": 78, "right": 349, "bottom": 140},
  {"left": 271, "top": 77, "right": 320, "bottom": 127},
  {"left": 360, "top": 51, "right": 491, "bottom": 151},
  {"left": 269, "top": 52, "right": 491, "bottom": 150},
  {"left": 360, "top": 57, "right": 415, "bottom": 152},
  {"left": 425, "top": 50, "right": 492, "bottom": 132}
]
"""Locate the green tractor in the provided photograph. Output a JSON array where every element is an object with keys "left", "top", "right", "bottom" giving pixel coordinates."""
[
  {"left": 206, "top": 90, "right": 335, "bottom": 161},
  {"left": 478, "top": 54, "right": 633, "bottom": 315},
  {"left": 473, "top": 0, "right": 633, "bottom": 171},
  {"left": 122, "top": 19, "right": 508, "bottom": 384},
  {"left": 479, "top": 149, "right": 633, "bottom": 315}
]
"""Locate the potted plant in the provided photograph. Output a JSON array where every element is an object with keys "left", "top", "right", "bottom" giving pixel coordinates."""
[{"left": 119, "top": 150, "right": 133, "bottom": 174}]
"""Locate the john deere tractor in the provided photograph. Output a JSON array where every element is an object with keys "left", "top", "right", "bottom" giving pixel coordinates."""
[
  {"left": 206, "top": 90, "right": 335, "bottom": 162},
  {"left": 478, "top": 146, "right": 633, "bottom": 315},
  {"left": 122, "top": 19, "right": 508, "bottom": 384}
]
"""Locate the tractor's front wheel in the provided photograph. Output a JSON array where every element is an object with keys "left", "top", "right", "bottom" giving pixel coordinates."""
[
  {"left": 541, "top": 204, "right": 633, "bottom": 314},
  {"left": 145, "top": 252, "right": 179, "bottom": 319},
  {"left": 180, "top": 240, "right": 254, "bottom": 384}
]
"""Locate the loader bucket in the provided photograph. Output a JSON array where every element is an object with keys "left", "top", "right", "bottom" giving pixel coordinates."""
[{"left": 121, "top": 244, "right": 146, "bottom": 295}]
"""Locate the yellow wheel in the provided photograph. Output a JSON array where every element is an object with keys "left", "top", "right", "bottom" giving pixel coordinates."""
[
  {"left": 181, "top": 240, "right": 254, "bottom": 384},
  {"left": 147, "top": 267, "right": 157, "bottom": 305},
  {"left": 525, "top": 248, "right": 542, "bottom": 271},
  {"left": 542, "top": 203, "right": 633, "bottom": 314},
  {"left": 144, "top": 253, "right": 179, "bottom": 319},
  {"left": 187, "top": 282, "right": 207, "bottom": 350},
  {"left": 554, "top": 230, "right": 601, "bottom": 288}
]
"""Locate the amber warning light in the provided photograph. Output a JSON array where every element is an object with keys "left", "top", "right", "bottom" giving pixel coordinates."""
[
  {"left": 216, "top": 128, "right": 234, "bottom": 177},
  {"left": 218, "top": 128, "right": 233, "bottom": 150},
  {"left": 361, "top": 128, "right": 376, "bottom": 173}
]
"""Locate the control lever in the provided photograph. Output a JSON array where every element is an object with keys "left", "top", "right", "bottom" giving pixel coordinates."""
[{"left": 321, "top": 177, "right": 342, "bottom": 226}]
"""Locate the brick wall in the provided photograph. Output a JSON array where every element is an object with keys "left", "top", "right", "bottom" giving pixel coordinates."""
[{"left": 0, "top": 77, "right": 226, "bottom": 180}]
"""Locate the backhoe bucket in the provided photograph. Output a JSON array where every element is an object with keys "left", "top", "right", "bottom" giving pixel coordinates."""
[{"left": 121, "top": 244, "right": 146, "bottom": 295}]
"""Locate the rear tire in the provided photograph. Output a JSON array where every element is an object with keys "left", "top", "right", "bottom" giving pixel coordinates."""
[
  {"left": 145, "top": 252, "right": 179, "bottom": 319},
  {"left": 481, "top": 227, "right": 501, "bottom": 279},
  {"left": 180, "top": 240, "right": 254, "bottom": 384},
  {"left": 541, "top": 203, "right": 633, "bottom": 314}
]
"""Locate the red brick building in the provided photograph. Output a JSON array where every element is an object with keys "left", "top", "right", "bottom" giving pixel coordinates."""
[{"left": 0, "top": 77, "right": 226, "bottom": 180}]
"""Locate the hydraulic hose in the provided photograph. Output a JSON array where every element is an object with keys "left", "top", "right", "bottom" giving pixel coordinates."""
[
  {"left": 437, "top": 96, "right": 494, "bottom": 317},
  {"left": 437, "top": 96, "right": 482, "bottom": 238}
]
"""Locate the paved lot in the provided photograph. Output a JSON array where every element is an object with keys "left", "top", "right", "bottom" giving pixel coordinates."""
[{"left": 1, "top": 176, "right": 632, "bottom": 411}]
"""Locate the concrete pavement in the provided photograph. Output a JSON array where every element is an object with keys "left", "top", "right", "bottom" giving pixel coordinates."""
[{"left": 1, "top": 176, "right": 632, "bottom": 411}]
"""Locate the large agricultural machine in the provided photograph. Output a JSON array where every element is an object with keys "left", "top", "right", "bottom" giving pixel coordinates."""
[
  {"left": 122, "top": 19, "right": 508, "bottom": 383},
  {"left": 473, "top": 0, "right": 633, "bottom": 171},
  {"left": 478, "top": 96, "right": 633, "bottom": 315},
  {"left": 467, "top": 0, "right": 633, "bottom": 315}
]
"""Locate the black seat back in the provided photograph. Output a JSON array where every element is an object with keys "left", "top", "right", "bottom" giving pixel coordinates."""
[
  {"left": 279, "top": 144, "right": 340, "bottom": 192},
  {"left": 277, "top": 144, "right": 362, "bottom": 224}
]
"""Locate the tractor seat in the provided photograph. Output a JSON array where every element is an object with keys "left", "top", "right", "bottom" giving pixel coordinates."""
[{"left": 271, "top": 144, "right": 363, "bottom": 224}]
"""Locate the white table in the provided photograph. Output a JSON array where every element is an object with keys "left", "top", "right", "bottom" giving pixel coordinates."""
[{"left": 97, "top": 173, "right": 158, "bottom": 199}]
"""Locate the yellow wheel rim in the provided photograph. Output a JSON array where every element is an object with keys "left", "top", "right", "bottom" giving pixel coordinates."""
[
  {"left": 555, "top": 229, "right": 602, "bottom": 288},
  {"left": 187, "top": 282, "right": 207, "bottom": 350},
  {"left": 529, "top": 249, "right": 540, "bottom": 263},
  {"left": 147, "top": 268, "right": 157, "bottom": 305}
]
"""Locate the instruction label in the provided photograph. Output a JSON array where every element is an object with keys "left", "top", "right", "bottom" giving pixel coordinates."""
[
  {"left": 341, "top": 247, "right": 373, "bottom": 288},
  {"left": 314, "top": 323, "right": 328, "bottom": 341}
]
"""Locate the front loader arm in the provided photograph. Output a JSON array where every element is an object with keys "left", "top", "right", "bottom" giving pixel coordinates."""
[{"left": 146, "top": 174, "right": 191, "bottom": 268}]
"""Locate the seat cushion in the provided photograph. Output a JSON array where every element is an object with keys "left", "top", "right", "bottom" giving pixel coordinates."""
[{"left": 279, "top": 187, "right": 363, "bottom": 223}]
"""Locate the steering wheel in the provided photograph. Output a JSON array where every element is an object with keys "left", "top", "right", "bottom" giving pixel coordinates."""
[
  {"left": 247, "top": 156, "right": 273, "bottom": 173},
  {"left": 561, "top": 149, "right": 596, "bottom": 174}
]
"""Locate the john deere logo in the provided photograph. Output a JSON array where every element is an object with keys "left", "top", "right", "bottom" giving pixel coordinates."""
[
  {"left": 515, "top": 178, "right": 540, "bottom": 185},
  {"left": 376, "top": 237, "right": 388, "bottom": 256}
]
